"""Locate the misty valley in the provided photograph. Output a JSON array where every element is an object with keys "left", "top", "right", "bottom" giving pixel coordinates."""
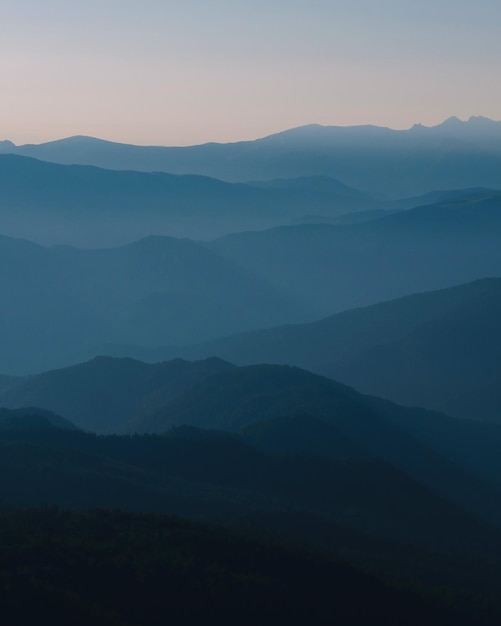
[{"left": 2, "top": 118, "right": 501, "bottom": 624}]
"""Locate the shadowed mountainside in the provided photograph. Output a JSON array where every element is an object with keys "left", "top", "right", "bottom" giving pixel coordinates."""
[
  {"left": 3, "top": 411, "right": 501, "bottom": 623},
  {"left": 5, "top": 357, "right": 501, "bottom": 531},
  {"left": 0, "top": 357, "right": 234, "bottom": 433},
  {"left": 0, "top": 507, "right": 488, "bottom": 626},
  {"left": 0, "top": 407, "right": 77, "bottom": 431},
  {"left": 149, "top": 278, "right": 501, "bottom": 422}
]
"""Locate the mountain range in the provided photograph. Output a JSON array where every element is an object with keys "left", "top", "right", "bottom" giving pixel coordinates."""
[
  {"left": 2, "top": 185, "right": 501, "bottom": 375},
  {"left": 4, "top": 355, "right": 501, "bottom": 527},
  {"left": 0, "top": 233, "right": 309, "bottom": 375},
  {"left": 146, "top": 278, "right": 501, "bottom": 423},
  {"left": 5, "top": 425, "right": 501, "bottom": 625},
  {"left": 2, "top": 116, "right": 501, "bottom": 196},
  {"left": 0, "top": 154, "right": 376, "bottom": 246},
  {"left": 3, "top": 115, "right": 501, "bottom": 624},
  {"left": 207, "top": 190, "right": 501, "bottom": 316},
  {"left": 6, "top": 354, "right": 501, "bottom": 602}
]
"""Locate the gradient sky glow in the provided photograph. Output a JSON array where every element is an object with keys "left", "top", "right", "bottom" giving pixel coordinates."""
[{"left": 2, "top": 0, "right": 501, "bottom": 145}]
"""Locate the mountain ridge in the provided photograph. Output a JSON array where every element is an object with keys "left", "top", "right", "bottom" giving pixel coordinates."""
[
  {"left": 2, "top": 116, "right": 501, "bottom": 194},
  {"left": 141, "top": 277, "right": 501, "bottom": 423},
  {"left": 0, "top": 153, "right": 376, "bottom": 246},
  {"left": 0, "top": 233, "right": 308, "bottom": 375},
  {"left": 5, "top": 356, "right": 501, "bottom": 531},
  {"left": 3, "top": 115, "right": 499, "bottom": 151}
]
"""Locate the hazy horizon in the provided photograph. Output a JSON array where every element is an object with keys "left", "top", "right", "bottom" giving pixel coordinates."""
[
  {"left": 2, "top": 114, "right": 499, "bottom": 148},
  {"left": 2, "top": 1, "right": 500, "bottom": 146}
]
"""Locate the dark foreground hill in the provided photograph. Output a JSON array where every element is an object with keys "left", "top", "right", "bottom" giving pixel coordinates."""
[
  {"left": 5, "top": 357, "right": 501, "bottom": 532},
  {"left": 4, "top": 365, "right": 501, "bottom": 621},
  {"left": 2, "top": 116, "right": 501, "bottom": 195},
  {"left": 159, "top": 277, "right": 501, "bottom": 422},
  {"left": 0, "top": 508, "right": 482, "bottom": 626},
  {"left": 2, "top": 424, "right": 501, "bottom": 623}
]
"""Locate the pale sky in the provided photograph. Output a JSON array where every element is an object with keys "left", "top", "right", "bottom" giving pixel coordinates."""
[{"left": 1, "top": 0, "right": 500, "bottom": 146}]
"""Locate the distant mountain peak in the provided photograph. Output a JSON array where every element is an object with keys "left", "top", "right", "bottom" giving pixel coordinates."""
[
  {"left": 438, "top": 116, "right": 464, "bottom": 127},
  {"left": 409, "top": 115, "right": 500, "bottom": 135},
  {"left": 438, "top": 115, "right": 499, "bottom": 127},
  {"left": 57, "top": 135, "right": 116, "bottom": 144},
  {"left": 0, "top": 139, "right": 16, "bottom": 152},
  {"left": 467, "top": 115, "right": 498, "bottom": 124}
]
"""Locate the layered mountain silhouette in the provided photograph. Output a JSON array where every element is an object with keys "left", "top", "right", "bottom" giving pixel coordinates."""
[
  {"left": 6, "top": 357, "right": 501, "bottom": 624},
  {"left": 0, "top": 357, "right": 234, "bottom": 433},
  {"left": 2, "top": 116, "right": 501, "bottom": 624},
  {"left": 6, "top": 428, "right": 501, "bottom": 625},
  {"left": 2, "top": 116, "right": 501, "bottom": 195},
  {"left": 2, "top": 419, "right": 500, "bottom": 557},
  {"left": 0, "top": 154, "right": 376, "bottom": 246},
  {"left": 153, "top": 278, "right": 501, "bottom": 423},
  {"left": 3, "top": 187, "right": 501, "bottom": 375},
  {"left": 0, "top": 234, "right": 311, "bottom": 375},
  {"left": 4, "top": 356, "right": 501, "bottom": 529},
  {"left": 207, "top": 190, "right": 501, "bottom": 316}
]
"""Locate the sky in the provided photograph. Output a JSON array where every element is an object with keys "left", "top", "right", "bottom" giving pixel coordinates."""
[{"left": 1, "top": 0, "right": 500, "bottom": 146}]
